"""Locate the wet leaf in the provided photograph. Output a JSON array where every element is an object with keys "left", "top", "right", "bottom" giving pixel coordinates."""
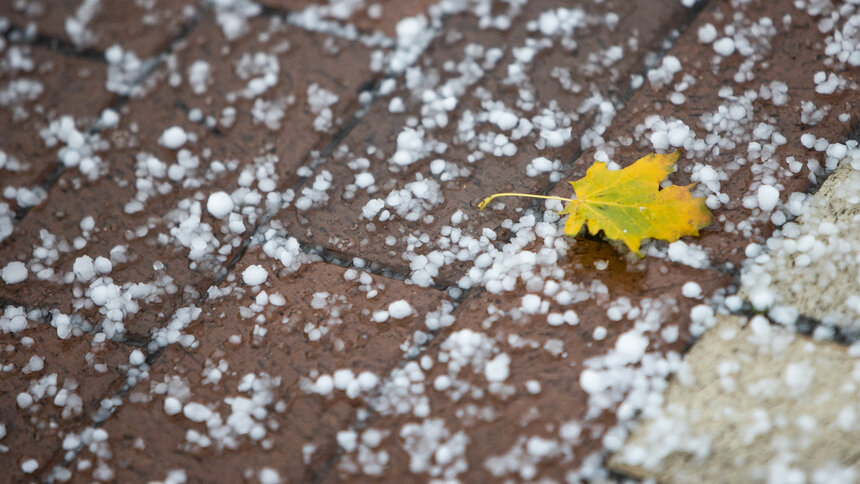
[{"left": 479, "top": 151, "right": 712, "bottom": 256}]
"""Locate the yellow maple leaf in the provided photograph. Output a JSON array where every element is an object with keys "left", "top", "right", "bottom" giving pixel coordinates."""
[{"left": 478, "top": 151, "right": 712, "bottom": 256}]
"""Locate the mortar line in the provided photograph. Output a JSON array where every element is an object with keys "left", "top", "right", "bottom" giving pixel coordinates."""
[
  {"left": 39, "top": 215, "right": 250, "bottom": 481},
  {"left": 3, "top": 26, "right": 106, "bottom": 63}
]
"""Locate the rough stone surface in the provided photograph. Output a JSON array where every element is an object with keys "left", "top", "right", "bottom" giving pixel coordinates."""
[
  {"left": 741, "top": 155, "right": 860, "bottom": 333},
  {"left": 609, "top": 314, "right": 860, "bottom": 484}
]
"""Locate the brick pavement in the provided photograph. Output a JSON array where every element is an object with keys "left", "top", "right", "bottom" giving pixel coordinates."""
[{"left": 1, "top": 1, "right": 859, "bottom": 483}]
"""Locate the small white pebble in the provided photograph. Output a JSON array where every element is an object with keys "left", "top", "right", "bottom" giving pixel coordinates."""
[
  {"left": 485, "top": 353, "right": 511, "bottom": 382},
  {"left": 682, "top": 281, "right": 703, "bottom": 298},
  {"left": 354, "top": 173, "right": 375, "bottom": 188},
  {"left": 1, "top": 261, "right": 28, "bottom": 284},
  {"left": 372, "top": 310, "right": 389, "bottom": 323},
  {"left": 697, "top": 23, "right": 717, "bottom": 43},
  {"left": 94, "top": 256, "right": 112, "bottom": 274},
  {"left": 757, "top": 184, "right": 780, "bottom": 212},
  {"left": 713, "top": 37, "right": 735, "bottom": 56},
  {"left": 16, "top": 392, "right": 33, "bottom": 409},
  {"left": 337, "top": 430, "right": 357, "bottom": 452},
  {"left": 387, "top": 300, "right": 413, "bottom": 319},
  {"left": 21, "top": 459, "right": 38, "bottom": 474},
  {"left": 129, "top": 349, "right": 145, "bottom": 366},
  {"left": 183, "top": 402, "right": 212, "bottom": 423},
  {"left": 242, "top": 265, "right": 268, "bottom": 286},
  {"left": 163, "top": 397, "right": 182, "bottom": 416},
  {"left": 207, "top": 191, "right": 234, "bottom": 219},
  {"left": 333, "top": 369, "right": 355, "bottom": 390},
  {"left": 259, "top": 468, "right": 281, "bottom": 484},
  {"left": 800, "top": 133, "right": 816, "bottom": 149},
  {"left": 314, "top": 374, "right": 334, "bottom": 395},
  {"left": 160, "top": 126, "right": 188, "bottom": 150}
]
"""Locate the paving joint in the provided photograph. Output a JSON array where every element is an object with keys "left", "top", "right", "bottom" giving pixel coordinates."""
[
  {"left": 798, "top": 119, "right": 860, "bottom": 198},
  {"left": 38, "top": 99, "right": 422, "bottom": 472},
  {"left": 279, "top": 0, "right": 716, "bottom": 298},
  {"left": 3, "top": 26, "right": 107, "bottom": 63},
  {"left": 726, "top": 300, "right": 860, "bottom": 346},
  {"left": 1, "top": 7, "right": 219, "bottom": 480},
  {"left": 718, "top": 123, "right": 860, "bottom": 347},
  {"left": 42, "top": 231, "right": 244, "bottom": 480}
]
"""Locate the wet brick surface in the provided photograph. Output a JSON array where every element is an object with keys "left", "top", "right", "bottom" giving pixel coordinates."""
[
  {"left": 1, "top": 0, "right": 859, "bottom": 482},
  {"left": 0, "top": 44, "right": 112, "bottom": 214},
  {"left": 61, "top": 244, "right": 449, "bottom": 482},
  {"left": 321, "top": 235, "right": 731, "bottom": 482},
  {"left": 258, "top": 0, "right": 438, "bottom": 36},
  {"left": 545, "top": 0, "right": 860, "bottom": 269},
  {"left": 0, "top": 9, "right": 385, "bottom": 339},
  {"left": 272, "top": 0, "right": 702, "bottom": 287},
  {"left": 0, "top": 307, "right": 131, "bottom": 482}
]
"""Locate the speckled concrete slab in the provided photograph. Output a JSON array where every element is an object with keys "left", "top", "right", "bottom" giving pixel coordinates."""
[
  {"left": 741, "top": 153, "right": 860, "bottom": 333},
  {"left": 609, "top": 314, "right": 860, "bottom": 484}
]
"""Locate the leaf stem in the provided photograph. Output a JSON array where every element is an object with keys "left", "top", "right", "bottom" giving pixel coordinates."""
[{"left": 477, "top": 192, "right": 575, "bottom": 210}]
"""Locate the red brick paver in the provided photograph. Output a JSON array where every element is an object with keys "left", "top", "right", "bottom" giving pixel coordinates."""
[
  {"left": 322, "top": 234, "right": 731, "bottom": 481},
  {"left": 258, "top": 0, "right": 437, "bottom": 36},
  {"left": 0, "top": 9, "right": 388, "bottom": 340}
]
